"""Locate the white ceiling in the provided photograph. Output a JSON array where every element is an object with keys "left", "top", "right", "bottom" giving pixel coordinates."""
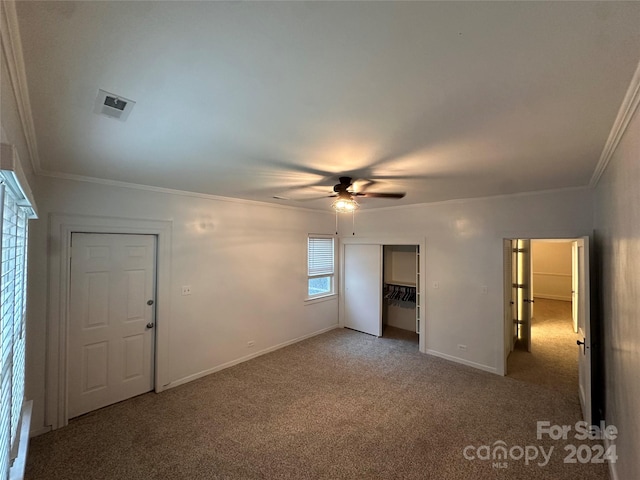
[{"left": 14, "top": 1, "right": 640, "bottom": 210}]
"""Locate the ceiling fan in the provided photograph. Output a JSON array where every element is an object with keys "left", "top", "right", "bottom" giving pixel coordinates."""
[{"left": 329, "top": 176, "right": 405, "bottom": 212}]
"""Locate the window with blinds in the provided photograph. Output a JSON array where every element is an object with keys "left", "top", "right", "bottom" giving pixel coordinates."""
[
  {"left": 307, "top": 236, "right": 335, "bottom": 299},
  {"left": 0, "top": 179, "right": 31, "bottom": 476}
]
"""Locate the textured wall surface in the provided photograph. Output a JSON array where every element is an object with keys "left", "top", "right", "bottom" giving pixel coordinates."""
[{"left": 594, "top": 104, "right": 640, "bottom": 480}]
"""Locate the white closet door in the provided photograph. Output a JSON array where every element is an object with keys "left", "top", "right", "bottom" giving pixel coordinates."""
[{"left": 344, "top": 244, "right": 382, "bottom": 337}]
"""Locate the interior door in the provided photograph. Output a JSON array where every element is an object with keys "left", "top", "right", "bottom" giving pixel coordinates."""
[
  {"left": 68, "top": 233, "right": 156, "bottom": 418},
  {"left": 514, "top": 239, "right": 533, "bottom": 352},
  {"left": 344, "top": 244, "right": 382, "bottom": 337},
  {"left": 511, "top": 240, "right": 518, "bottom": 350},
  {"left": 523, "top": 239, "right": 533, "bottom": 352},
  {"left": 575, "top": 236, "right": 592, "bottom": 423}
]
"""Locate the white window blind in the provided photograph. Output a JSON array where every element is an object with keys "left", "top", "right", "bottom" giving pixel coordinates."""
[
  {"left": 307, "top": 237, "right": 334, "bottom": 277},
  {"left": 0, "top": 183, "right": 10, "bottom": 477},
  {"left": 307, "top": 236, "right": 335, "bottom": 299},
  {"left": 0, "top": 169, "right": 33, "bottom": 478}
]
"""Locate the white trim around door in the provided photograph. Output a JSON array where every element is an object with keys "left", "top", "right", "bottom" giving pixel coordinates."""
[{"left": 46, "top": 214, "right": 172, "bottom": 430}]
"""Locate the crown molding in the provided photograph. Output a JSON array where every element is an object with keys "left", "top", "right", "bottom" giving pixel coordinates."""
[
  {"left": 0, "top": 0, "right": 42, "bottom": 175},
  {"left": 41, "top": 169, "right": 593, "bottom": 215},
  {"left": 355, "top": 185, "right": 592, "bottom": 214},
  {"left": 39, "top": 169, "right": 333, "bottom": 214},
  {"left": 590, "top": 59, "right": 640, "bottom": 187}
]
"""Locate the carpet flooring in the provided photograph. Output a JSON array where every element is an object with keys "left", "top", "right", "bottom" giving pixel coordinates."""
[
  {"left": 26, "top": 321, "right": 608, "bottom": 480},
  {"left": 507, "top": 298, "right": 580, "bottom": 396}
]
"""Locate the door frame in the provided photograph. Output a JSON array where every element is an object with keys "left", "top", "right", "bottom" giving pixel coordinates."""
[
  {"left": 339, "top": 236, "right": 426, "bottom": 353},
  {"left": 46, "top": 214, "right": 172, "bottom": 430},
  {"left": 501, "top": 234, "right": 589, "bottom": 376},
  {"left": 571, "top": 242, "right": 579, "bottom": 333},
  {"left": 575, "top": 236, "right": 592, "bottom": 423}
]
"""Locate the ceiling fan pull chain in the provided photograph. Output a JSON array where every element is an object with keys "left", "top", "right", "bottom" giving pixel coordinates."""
[
  {"left": 335, "top": 210, "right": 339, "bottom": 235},
  {"left": 352, "top": 209, "right": 356, "bottom": 236}
]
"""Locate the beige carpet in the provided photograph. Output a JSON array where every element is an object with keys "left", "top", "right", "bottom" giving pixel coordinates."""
[
  {"left": 507, "top": 298, "right": 580, "bottom": 397},
  {"left": 27, "top": 324, "right": 608, "bottom": 480}
]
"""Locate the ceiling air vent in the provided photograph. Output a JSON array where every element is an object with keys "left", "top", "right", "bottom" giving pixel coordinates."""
[{"left": 93, "top": 89, "right": 135, "bottom": 121}]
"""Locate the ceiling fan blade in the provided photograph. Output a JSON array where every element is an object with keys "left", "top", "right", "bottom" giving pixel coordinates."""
[
  {"left": 292, "top": 194, "right": 338, "bottom": 202},
  {"left": 351, "top": 178, "right": 376, "bottom": 193},
  {"left": 355, "top": 192, "right": 406, "bottom": 199},
  {"left": 274, "top": 194, "right": 337, "bottom": 202},
  {"left": 273, "top": 184, "right": 335, "bottom": 200}
]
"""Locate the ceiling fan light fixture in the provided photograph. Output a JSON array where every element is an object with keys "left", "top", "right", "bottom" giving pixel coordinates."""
[{"left": 332, "top": 197, "right": 359, "bottom": 213}]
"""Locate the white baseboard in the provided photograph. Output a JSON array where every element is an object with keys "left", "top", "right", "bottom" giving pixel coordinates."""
[
  {"left": 425, "top": 349, "right": 498, "bottom": 374},
  {"left": 604, "top": 436, "right": 619, "bottom": 480},
  {"left": 534, "top": 294, "right": 572, "bottom": 302},
  {"left": 29, "top": 425, "right": 51, "bottom": 438},
  {"left": 167, "top": 324, "right": 340, "bottom": 389}
]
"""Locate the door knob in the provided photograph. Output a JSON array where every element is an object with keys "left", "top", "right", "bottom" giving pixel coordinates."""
[
  {"left": 147, "top": 300, "right": 154, "bottom": 305},
  {"left": 577, "top": 338, "right": 586, "bottom": 355},
  {"left": 146, "top": 322, "right": 154, "bottom": 329}
]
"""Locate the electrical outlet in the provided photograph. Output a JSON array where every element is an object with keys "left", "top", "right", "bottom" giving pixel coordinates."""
[
  {"left": 457, "top": 344, "right": 468, "bottom": 351},
  {"left": 247, "top": 340, "right": 255, "bottom": 348},
  {"left": 181, "top": 285, "right": 192, "bottom": 296}
]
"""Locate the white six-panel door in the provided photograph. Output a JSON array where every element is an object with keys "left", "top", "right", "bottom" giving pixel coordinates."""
[{"left": 68, "top": 234, "right": 156, "bottom": 418}]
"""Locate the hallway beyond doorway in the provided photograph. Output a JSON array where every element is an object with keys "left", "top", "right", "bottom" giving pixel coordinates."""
[{"left": 507, "top": 298, "right": 579, "bottom": 398}]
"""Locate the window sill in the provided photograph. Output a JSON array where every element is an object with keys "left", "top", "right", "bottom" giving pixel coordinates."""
[{"left": 304, "top": 293, "right": 338, "bottom": 305}]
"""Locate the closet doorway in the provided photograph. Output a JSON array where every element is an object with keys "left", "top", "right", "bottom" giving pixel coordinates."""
[
  {"left": 342, "top": 240, "right": 423, "bottom": 351},
  {"left": 382, "top": 245, "right": 420, "bottom": 346}
]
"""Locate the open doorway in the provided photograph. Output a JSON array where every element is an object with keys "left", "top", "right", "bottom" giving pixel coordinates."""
[
  {"left": 382, "top": 245, "right": 419, "bottom": 347},
  {"left": 503, "top": 238, "right": 583, "bottom": 398}
]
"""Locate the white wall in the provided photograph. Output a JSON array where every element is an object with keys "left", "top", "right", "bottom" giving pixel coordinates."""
[
  {"left": 593, "top": 102, "right": 640, "bottom": 480},
  {"left": 531, "top": 241, "right": 573, "bottom": 301},
  {"left": 26, "top": 175, "right": 339, "bottom": 434},
  {"left": 339, "top": 188, "right": 594, "bottom": 373}
]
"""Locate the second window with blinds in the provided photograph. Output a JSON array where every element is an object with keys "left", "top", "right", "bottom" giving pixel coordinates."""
[{"left": 307, "top": 235, "right": 335, "bottom": 299}]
